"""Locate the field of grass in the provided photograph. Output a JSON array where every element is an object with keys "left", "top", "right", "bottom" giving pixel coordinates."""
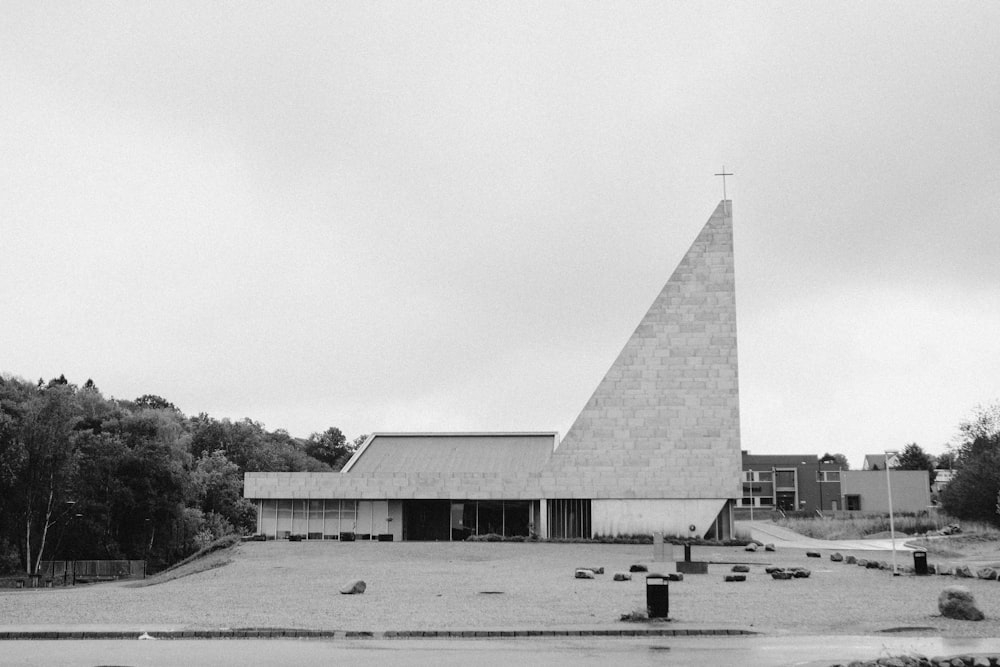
[{"left": 4, "top": 538, "right": 1000, "bottom": 637}]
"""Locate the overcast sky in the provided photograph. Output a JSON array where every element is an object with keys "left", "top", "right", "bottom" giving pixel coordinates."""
[{"left": 2, "top": 2, "right": 998, "bottom": 468}]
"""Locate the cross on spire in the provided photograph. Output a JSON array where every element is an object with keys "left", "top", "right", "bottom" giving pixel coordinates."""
[{"left": 714, "top": 166, "right": 733, "bottom": 217}]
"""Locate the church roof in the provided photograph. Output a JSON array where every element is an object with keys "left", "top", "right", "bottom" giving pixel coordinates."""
[{"left": 343, "top": 432, "right": 557, "bottom": 476}]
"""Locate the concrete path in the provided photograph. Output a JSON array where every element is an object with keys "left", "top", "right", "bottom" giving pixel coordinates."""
[
  {"left": 4, "top": 636, "right": 1000, "bottom": 667},
  {"left": 738, "top": 521, "right": 917, "bottom": 553}
]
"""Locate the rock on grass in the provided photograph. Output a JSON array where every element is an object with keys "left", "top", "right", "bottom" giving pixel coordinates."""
[
  {"left": 340, "top": 580, "right": 366, "bottom": 595},
  {"left": 938, "top": 585, "right": 984, "bottom": 621}
]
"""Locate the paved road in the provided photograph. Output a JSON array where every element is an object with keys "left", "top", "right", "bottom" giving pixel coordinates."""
[
  {"left": 4, "top": 636, "right": 1000, "bottom": 667},
  {"left": 739, "top": 521, "right": 917, "bottom": 552}
]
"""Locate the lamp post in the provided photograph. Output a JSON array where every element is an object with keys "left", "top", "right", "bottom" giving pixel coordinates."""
[{"left": 885, "top": 450, "right": 898, "bottom": 576}]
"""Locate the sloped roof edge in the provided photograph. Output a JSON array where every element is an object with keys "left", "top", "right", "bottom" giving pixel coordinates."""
[{"left": 340, "top": 431, "right": 560, "bottom": 473}]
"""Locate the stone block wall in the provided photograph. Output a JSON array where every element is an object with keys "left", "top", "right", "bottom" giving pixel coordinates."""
[{"left": 543, "top": 201, "right": 742, "bottom": 499}]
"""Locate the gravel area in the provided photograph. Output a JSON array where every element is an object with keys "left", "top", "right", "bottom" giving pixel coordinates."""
[{"left": 2, "top": 541, "right": 999, "bottom": 636}]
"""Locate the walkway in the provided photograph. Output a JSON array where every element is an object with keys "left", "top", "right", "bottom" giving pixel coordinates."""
[{"left": 738, "top": 521, "right": 916, "bottom": 552}]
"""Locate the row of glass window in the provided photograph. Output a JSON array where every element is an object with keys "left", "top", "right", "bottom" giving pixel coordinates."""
[
  {"left": 258, "top": 499, "right": 363, "bottom": 539},
  {"left": 744, "top": 469, "right": 841, "bottom": 483},
  {"left": 739, "top": 497, "right": 774, "bottom": 507}
]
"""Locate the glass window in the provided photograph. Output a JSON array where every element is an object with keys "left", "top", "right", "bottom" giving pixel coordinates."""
[
  {"left": 503, "top": 501, "right": 530, "bottom": 537},
  {"left": 308, "top": 500, "right": 324, "bottom": 538},
  {"left": 292, "top": 499, "right": 308, "bottom": 536},
  {"left": 341, "top": 500, "right": 358, "bottom": 533},
  {"left": 451, "top": 503, "right": 471, "bottom": 541},
  {"left": 758, "top": 471, "right": 773, "bottom": 482},
  {"left": 259, "top": 499, "right": 277, "bottom": 536},
  {"left": 323, "top": 501, "right": 340, "bottom": 538},
  {"left": 277, "top": 499, "right": 292, "bottom": 537},
  {"left": 775, "top": 470, "right": 796, "bottom": 488},
  {"left": 478, "top": 501, "right": 504, "bottom": 536}
]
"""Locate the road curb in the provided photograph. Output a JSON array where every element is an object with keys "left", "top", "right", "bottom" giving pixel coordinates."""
[{"left": 0, "top": 628, "right": 758, "bottom": 640}]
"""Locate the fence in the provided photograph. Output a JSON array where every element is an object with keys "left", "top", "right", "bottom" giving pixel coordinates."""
[{"left": 38, "top": 560, "right": 146, "bottom": 583}]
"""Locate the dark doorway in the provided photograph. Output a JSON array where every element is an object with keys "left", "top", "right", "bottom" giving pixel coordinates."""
[
  {"left": 776, "top": 491, "right": 796, "bottom": 512},
  {"left": 402, "top": 500, "right": 451, "bottom": 541}
]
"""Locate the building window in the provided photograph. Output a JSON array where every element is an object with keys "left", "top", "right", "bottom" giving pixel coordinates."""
[
  {"left": 743, "top": 470, "right": 774, "bottom": 482},
  {"left": 308, "top": 500, "right": 324, "bottom": 539},
  {"left": 819, "top": 470, "right": 840, "bottom": 482},
  {"left": 845, "top": 495, "right": 861, "bottom": 511},
  {"left": 548, "top": 499, "right": 591, "bottom": 539},
  {"left": 774, "top": 469, "right": 796, "bottom": 489},
  {"left": 740, "top": 496, "right": 774, "bottom": 508}
]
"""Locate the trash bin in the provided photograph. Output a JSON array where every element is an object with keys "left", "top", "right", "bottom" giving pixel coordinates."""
[
  {"left": 913, "top": 550, "right": 928, "bottom": 575},
  {"left": 646, "top": 575, "right": 669, "bottom": 619}
]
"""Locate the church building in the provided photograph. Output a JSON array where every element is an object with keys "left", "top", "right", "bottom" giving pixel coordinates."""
[{"left": 244, "top": 200, "right": 742, "bottom": 541}]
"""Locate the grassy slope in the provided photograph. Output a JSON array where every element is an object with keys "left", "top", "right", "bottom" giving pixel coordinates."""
[{"left": 127, "top": 535, "right": 241, "bottom": 588}]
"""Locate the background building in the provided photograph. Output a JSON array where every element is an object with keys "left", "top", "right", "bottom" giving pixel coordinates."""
[
  {"left": 739, "top": 452, "right": 842, "bottom": 517},
  {"left": 739, "top": 450, "right": 932, "bottom": 518}
]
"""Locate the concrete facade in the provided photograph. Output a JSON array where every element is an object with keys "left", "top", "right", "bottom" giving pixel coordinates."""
[
  {"left": 543, "top": 200, "right": 741, "bottom": 502},
  {"left": 244, "top": 201, "right": 742, "bottom": 540},
  {"left": 840, "top": 470, "right": 931, "bottom": 514}
]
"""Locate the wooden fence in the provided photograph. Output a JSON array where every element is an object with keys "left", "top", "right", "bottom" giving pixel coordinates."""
[{"left": 38, "top": 560, "right": 146, "bottom": 582}]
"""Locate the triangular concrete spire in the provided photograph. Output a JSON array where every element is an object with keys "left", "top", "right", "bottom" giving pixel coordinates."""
[{"left": 544, "top": 200, "right": 741, "bottom": 499}]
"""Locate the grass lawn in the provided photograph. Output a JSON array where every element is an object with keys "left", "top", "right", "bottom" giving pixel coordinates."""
[{"left": 2, "top": 538, "right": 1000, "bottom": 637}]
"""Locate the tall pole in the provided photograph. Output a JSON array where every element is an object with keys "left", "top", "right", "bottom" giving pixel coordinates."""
[{"left": 885, "top": 451, "right": 898, "bottom": 576}]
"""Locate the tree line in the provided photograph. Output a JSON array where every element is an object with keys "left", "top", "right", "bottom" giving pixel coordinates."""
[
  {"left": 938, "top": 402, "right": 1000, "bottom": 525},
  {"left": 0, "top": 373, "right": 361, "bottom": 575},
  {"left": 859, "top": 403, "right": 1000, "bottom": 527}
]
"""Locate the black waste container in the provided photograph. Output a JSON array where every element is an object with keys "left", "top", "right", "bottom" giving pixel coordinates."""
[
  {"left": 913, "top": 550, "right": 928, "bottom": 575},
  {"left": 646, "top": 575, "right": 669, "bottom": 619}
]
